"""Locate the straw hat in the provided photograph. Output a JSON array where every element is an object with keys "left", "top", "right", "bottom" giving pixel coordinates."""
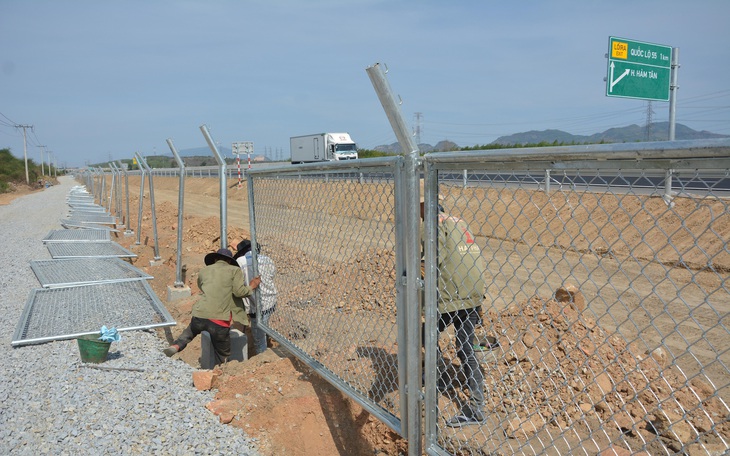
[{"left": 204, "top": 248, "right": 237, "bottom": 266}]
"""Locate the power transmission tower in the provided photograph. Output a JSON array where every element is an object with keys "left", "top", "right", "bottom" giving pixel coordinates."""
[
  {"left": 645, "top": 101, "right": 654, "bottom": 141},
  {"left": 15, "top": 124, "right": 33, "bottom": 184},
  {"left": 413, "top": 112, "right": 423, "bottom": 146}
]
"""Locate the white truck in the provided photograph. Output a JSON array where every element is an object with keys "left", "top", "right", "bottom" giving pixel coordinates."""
[{"left": 290, "top": 132, "right": 358, "bottom": 164}]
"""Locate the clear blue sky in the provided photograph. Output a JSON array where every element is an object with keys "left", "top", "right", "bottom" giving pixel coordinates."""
[{"left": 1, "top": 0, "right": 728, "bottom": 167}]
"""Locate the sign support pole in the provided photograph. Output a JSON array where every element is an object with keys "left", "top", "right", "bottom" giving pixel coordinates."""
[
  {"left": 237, "top": 154, "right": 242, "bottom": 188},
  {"left": 668, "top": 47, "right": 680, "bottom": 141}
]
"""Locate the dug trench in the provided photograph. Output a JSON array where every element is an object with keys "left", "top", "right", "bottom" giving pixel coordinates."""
[{"left": 115, "top": 176, "right": 408, "bottom": 456}]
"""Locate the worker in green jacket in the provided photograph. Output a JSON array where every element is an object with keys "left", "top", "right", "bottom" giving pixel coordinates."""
[
  {"left": 422, "top": 195, "right": 487, "bottom": 428},
  {"left": 164, "top": 248, "right": 260, "bottom": 365}
]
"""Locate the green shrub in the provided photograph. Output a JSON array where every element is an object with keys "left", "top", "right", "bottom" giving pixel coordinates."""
[{"left": 0, "top": 148, "right": 41, "bottom": 192}]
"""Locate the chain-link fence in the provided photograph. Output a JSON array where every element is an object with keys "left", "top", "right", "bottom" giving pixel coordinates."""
[
  {"left": 422, "top": 143, "right": 730, "bottom": 456},
  {"left": 247, "top": 159, "right": 406, "bottom": 433},
  {"left": 246, "top": 140, "right": 729, "bottom": 455}
]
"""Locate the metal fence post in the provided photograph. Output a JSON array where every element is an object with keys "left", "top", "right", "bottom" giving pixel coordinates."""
[
  {"left": 200, "top": 124, "right": 228, "bottom": 250},
  {"left": 99, "top": 168, "right": 107, "bottom": 210},
  {"left": 366, "top": 62, "right": 423, "bottom": 456},
  {"left": 117, "top": 160, "right": 133, "bottom": 235},
  {"left": 107, "top": 163, "right": 116, "bottom": 217},
  {"left": 167, "top": 139, "right": 186, "bottom": 287},
  {"left": 135, "top": 156, "right": 145, "bottom": 245},
  {"left": 664, "top": 168, "right": 674, "bottom": 206},
  {"left": 135, "top": 153, "right": 161, "bottom": 261},
  {"left": 422, "top": 163, "right": 440, "bottom": 453}
]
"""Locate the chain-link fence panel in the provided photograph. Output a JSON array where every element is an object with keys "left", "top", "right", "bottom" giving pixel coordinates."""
[
  {"left": 423, "top": 147, "right": 730, "bottom": 455},
  {"left": 247, "top": 160, "right": 405, "bottom": 432}
]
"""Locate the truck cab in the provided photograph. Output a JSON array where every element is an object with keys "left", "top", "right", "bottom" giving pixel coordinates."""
[{"left": 329, "top": 134, "right": 358, "bottom": 160}]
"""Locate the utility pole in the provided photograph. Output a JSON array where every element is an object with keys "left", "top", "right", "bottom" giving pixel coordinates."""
[
  {"left": 46, "top": 150, "right": 53, "bottom": 178},
  {"left": 37, "top": 145, "right": 46, "bottom": 176},
  {"left": 15, "top": 124, "right": 33, "bottom": 185}
]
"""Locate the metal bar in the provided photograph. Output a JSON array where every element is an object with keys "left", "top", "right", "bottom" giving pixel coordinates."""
[
  {"left": 246, "top": 166, "right": 260, "bottom": 308},
  {"left": 135, "top": 159, "right": 145, "bottom": 245},
  {"left": 100, "top": 168, "right": 107, "bottom": 211},
  {"left": 167, "top": 138, "right": 186, "bottom": 286},
  {"left": 393, "top": 157, "right": 408, "bottom": 440},
  {"left": 113, "top": 162, "right": 123, "bottom": 224},
  {"left": 366, "top": 62, "right": 422, "bottom": 455},
  {"left": 135, "top": 153, "right": 161, "bottom": 260},
  {"left": 200, "top": 124, "right": 228, "bottom": 250},
  {"left": 423, "top": 164, "right": 440, "bottom": 453},
  {"left": 108, "top": 163, "right": 117, "bottom": 221},
  {"left": 117, "top": 160, "right": 132, "bottom": 235},
  {"left": 669, "top": 47, "right": 679, "bottom": 141}
]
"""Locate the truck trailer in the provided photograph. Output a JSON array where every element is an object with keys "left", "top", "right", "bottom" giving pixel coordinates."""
[{"left": 290, "top": 132, "right": 358, "bottom": 164}]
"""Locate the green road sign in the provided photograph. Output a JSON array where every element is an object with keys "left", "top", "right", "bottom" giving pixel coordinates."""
[{"left": 606, "top": 36, "right": 672, "bottom": 101}]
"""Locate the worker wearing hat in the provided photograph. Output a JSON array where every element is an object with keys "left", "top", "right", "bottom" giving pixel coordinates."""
[
  {"left": 164, "top": 248, "right": 261, "bottom": 365},
  {"left": 421, "top": 192, "right": 487, "bottom": 427}
]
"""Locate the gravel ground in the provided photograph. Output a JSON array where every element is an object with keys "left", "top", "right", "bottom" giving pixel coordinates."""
[{"left": 0, "top": 176, "right": 260, "bottom": 456}]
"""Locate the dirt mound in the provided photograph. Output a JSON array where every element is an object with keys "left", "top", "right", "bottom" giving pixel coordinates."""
[{"left": 482, "top": 289, "right": 728, "bottom": 452}]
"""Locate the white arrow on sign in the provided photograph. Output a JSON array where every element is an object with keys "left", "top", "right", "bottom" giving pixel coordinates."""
[{"left": 609, "top": 62, "right": 630, "bottom": 93}]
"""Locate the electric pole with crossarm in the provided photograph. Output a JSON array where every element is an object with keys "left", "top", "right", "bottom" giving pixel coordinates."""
[{"left": 15, "top": 124, "right": 33, "bottom": 185}]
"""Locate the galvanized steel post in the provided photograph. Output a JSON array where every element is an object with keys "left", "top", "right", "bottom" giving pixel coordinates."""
[
  {"left": 167, "top": 138, "right": 186, "bottom": 287},
  {"left": 117, "top": 160, "right": 132, "bottom": 234},
  {"left": 113, "top": 162, "right": 123, "bottom": 222},
  {"left": 366, "top": 62, "right": 422, "bottom": 455},
  {"left": 135, "top": 153, "right": 161, "bottom": 261},
  {"left": 107, "top": 163, "right": 119, "bottom": 222},
  {"left": 200, "top": 124, "right": 228, "bottom": 250},
  {"left": 669, "top": 47, "right": 679, "bottom": 141},
  {"left": 99, "top": 168, "right": 107, "bottom": 210},
  {"left": 246, "top": 168, "right": 260, "bottom": 303},
  {"left": 135, "top": 156, "right": 145, "bottom": 245}
]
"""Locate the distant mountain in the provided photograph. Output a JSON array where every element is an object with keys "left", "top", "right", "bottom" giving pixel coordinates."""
[
  {"left": 373, "top": 123, "right": 728, "bottom": 152},
  {"left": 492, "top": 122, "right": 728, "bottom": 146},
  {"left": 374, "top": 140, "right": 460, "bottom": 154}
]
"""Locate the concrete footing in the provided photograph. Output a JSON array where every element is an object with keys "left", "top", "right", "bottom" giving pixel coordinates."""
[
  {"left": 200, "top": 329, "right": 248, "bottom": 369},
  {"left": 167, "top": 284, "right": 191, "bottom": 301}
]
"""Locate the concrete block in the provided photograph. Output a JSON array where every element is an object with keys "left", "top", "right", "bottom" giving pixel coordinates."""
[
  {"left": 200, "top": 331, "right": 216, "bottom": 370},
  {"left": 229, "top": 329, "right": 248, "bottom": 362},
  {"left": 201, "top": 328, "right": 248, "bottom": 370},
  {"left": 167, "top": 284, "right": 191, "bottom": 302}
]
